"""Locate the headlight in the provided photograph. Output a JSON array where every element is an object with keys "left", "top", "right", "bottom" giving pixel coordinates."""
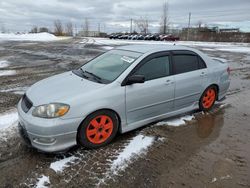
[{"left": 32, "top": 103, "right": 70, "bottom": 118}]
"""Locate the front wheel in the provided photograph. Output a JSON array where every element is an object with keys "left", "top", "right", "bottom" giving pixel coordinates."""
[
  {"left": 77, "top": 110, "right": 119, "bottom": 149},
  {"left": 199, "top": 86, "right": 217, "bottom": 112}
]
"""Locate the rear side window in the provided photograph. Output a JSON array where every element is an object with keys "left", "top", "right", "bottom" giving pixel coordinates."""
[
  {"left": 134, "top": 56, "right": 170, "bottom": 81},
  {"left": 173, "top": 54, "right": 199, "bottom": 74},
  {"left": 198, "top": 56, "right": 207, "bottom": 69}
]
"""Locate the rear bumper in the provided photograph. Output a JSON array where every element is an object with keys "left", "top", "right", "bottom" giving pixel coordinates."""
[{"left": 17, "top": 100, "right": 83, "bottom": 153}]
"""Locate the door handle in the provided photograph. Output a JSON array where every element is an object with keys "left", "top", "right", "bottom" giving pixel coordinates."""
[
  {"left": 165, "top": 79, "right": 174, "bottom": 85},
  {"left": 200, "top": 72, "right": 207, "bottom": 77}
]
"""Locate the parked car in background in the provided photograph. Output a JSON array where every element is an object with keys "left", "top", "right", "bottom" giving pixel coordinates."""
[
  {"left": 137, "top": 34, "right": 144, "bottom": 40},
  {"left": 144, "top": 34, "right": 151, "bottom": 40},
  {"left": 109, "top": 33, "right": 179, "bottom": 41},
  {"left": 160, "top": 34, "right": 180, "bottom": 41},
  {"left": 131, "top": 35, "right": 138, "bottom": 40},
  {"left": 109, "top": 34, "right": 122, "bottom": 39}
]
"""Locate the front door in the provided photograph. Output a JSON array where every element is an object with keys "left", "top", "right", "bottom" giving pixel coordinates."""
[{"left": 125, "top": 53, "right": 175, "bottom": 125}]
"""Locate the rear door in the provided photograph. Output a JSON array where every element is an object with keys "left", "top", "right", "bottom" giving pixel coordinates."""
[
  {"left": 125, "top": 52, "right": 175, "bottom": 125},
  {"left": 172, "top": 51, "right": 208, "bottom": 109}
]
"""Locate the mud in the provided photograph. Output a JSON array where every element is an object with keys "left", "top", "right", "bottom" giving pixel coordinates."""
[{"left": 0, "top": 38, "right": 250, "bottom": 188}]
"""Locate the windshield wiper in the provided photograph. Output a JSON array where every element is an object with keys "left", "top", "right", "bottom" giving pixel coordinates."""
[
  {"left": 84, "top": 70, "right": 103, "bottom": 82},
  {"left": 72, "top": 69, "right": 89, "bottom": 79},
  {"left": 79, "top": 68, "right": 90, "bottom": 79}
]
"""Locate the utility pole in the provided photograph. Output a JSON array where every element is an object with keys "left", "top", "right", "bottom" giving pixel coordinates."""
[
  {"left": 187, "top": 12, "right": 191, "bottom": 41},
  {"left": 130, "top": 18, "right": 133, "bottom": 34},
  {"left": 74, "top": 23, "right": 77, "bottom": 37},
  {"left": 98, "top": 23, "right": 100, "bottom": 37}
]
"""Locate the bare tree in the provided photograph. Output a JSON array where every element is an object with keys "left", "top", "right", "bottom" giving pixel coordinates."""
[
  {"left": 65, "top": 21, "right": 73, "bottom": 36},
  {"left": 39, "top": 27, "right": 49, "bottom": 33},
  {"left": 159, "top": 1, "right": 170, "bottom": 34},
  {"left": 54, "top": 20, "right": 63, "bottom": 36},
  {"left": 135, "top": 16, "right": 149, "bottom": 34},
  {"left": 82, "top": 18, "right": 89, "bottom": 37},
  {"left": 1, "top": 23, "right": 6, "bottom": 33},
  {"left": 30, "top": 26, "right": 38, "bottom": 33}
]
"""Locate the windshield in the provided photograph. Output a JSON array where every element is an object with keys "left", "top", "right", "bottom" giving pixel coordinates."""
[{"left": 79, "top": 49, "right": 142, "bottom": 83}]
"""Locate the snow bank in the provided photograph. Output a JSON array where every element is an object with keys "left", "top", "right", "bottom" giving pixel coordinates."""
[
  {"left": 0, "top": 109, "right": 18, "bottom": 141},
  {"left": 0, "top": 60, "right": 10, "bottom": 68},
  {"left": 0, "top": 70, "right": 16, "bottom": 76},
  {"left": 0, "top": 32, "right": 61, "bottom": 42},
  {"left": 85, "top": 38, "right": 250, "bottom": 54},
  {"left": 101, "top": 46, "right": 114, "bottom": 50},
  {"left": 50, "top": 156, "right": 78, "bottom": 173},
  {"left": 1, "top": 86, "right": 28, "bottom": 95},
  {"left": 156, "top": 115, "right": 194, "bottom": 126},
  {"left": 35, "top": 175, "right": 50, "bottom": 188},
  {"left": 217, "top": 47, "right": 250, "bottom": 53},
  {"left": 0, "top": 110, "right": 18, "bottom": 130},
  {"left": 111, "top": 134, "right": 154, "bottom": 173}
]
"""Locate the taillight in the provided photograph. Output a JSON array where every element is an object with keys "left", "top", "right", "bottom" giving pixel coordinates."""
[{"left": 227, "top": 67, "right": 231, "bottom": 75}]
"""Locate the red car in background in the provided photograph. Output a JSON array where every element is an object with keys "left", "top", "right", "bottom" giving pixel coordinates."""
[{"left": 160, "top": 34, "right": 180, "bottom": 41}]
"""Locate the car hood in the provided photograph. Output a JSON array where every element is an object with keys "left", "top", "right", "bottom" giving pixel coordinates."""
[{"left": 26, "top": 71, "right": 104, "bottom": 106}]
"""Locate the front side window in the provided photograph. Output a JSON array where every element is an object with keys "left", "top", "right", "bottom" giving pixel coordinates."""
[
  {"left": 134, "top": 56, "right": 170, "bottom": 81},
  {"left": 80, "top": 50, "right": 142, "bottom": 83},
  {"left": 173, "top": 54, "right": 199, "bottom": 74}
]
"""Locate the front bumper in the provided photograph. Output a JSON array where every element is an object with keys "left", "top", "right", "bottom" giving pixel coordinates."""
[{"left": 17, "top": 100, "right": 83, "bottom": 153}]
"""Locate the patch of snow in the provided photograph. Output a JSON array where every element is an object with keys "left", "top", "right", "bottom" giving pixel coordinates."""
[
  {"left": 111, "top": 134, "right": 154, "bottom": 173},
  {"left": 220, "top": 175, "right": 232, "bottom": 180},
  {"left": 85, "top": 38, "right": 250, "bottom": 55},
  {"left": 0, "top": 70, "right": 16, "bottom": 76},
  {"left": 211, "top": 177, "right": 217, "bottom": 183},
  {"left": 213, "top": 57, "right": 228, "bottom": 63},
  {"left": 211, "top": 175, "right": 231, "bottom": 183},
  {"left": 0, "top": 109, "right": 18, "bottom": 130},
  {"left": 217, "top": 47, "right": 250, "bottom": 53},
  {"left": 101, "top": 46, "right": 114, "bottom": 50},
  {"left": 202, "top": 48, "right": 216, "bottom": 51},
  {"left": 156, "top": 115, "right": 194, "bottom": 126},
  {"left": 50, "top": 156, "right": 78, "bottom": 173},
  {"left": 0, "top": 32, "right": 62, "bottom": 42},
  {"left": 1, "top": 86, "right": 28, "bottom": 95},
  {"left": 157, "top": 137, "right": 166, "bottom": 142},
  {"left": 35, "top": 175, "right": 50, "bottom": 188},
  {"left": 0, "top": 60, "right": 10, "bottom": 68}
]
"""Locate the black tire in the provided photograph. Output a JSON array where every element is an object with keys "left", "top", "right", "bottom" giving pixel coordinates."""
[
  {"left": 199, "top": 86, "right": 217, "bottom": 112},
  {"left": 77, "top": 110, "right": 119, "bottom": 149}
]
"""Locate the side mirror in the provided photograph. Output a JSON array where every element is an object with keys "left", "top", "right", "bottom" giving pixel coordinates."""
[{"left": 126, "top": 75, "right": 145, "bottom": 85}]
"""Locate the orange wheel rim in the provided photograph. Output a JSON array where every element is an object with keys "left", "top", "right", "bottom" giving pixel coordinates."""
[
  {"left": 86, "top": 115, "right": 113, "bottom": 144},
  {"left": 202, "top": 88, "right": 216, "bottom": 109}
]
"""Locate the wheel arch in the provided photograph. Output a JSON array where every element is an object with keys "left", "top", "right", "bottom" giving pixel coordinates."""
[
  {"left": 209, "top": 84, "right": 219, "bottom": 100},
  {"left": 76, "top": 108, "right": 122, "bottom": 144}
]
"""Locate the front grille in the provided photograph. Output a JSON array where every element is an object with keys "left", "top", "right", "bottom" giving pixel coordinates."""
[
  {"left": 21, "top": 94, "right": 33, "bottom": 113},
  {"left": 18, "top": 123, "right": 31, "bottom": 146}
]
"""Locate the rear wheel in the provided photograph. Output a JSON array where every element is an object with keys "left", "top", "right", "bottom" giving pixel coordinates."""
[
  {"left": 199, "top": 86, "right": 217, "bottom": 111},
  {"left": 77, "top": 110, "right": 118, "bottom": 149}
]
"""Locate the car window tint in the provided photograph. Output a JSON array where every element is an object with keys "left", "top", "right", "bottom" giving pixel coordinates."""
[
  {"left": 198, "top": 56, "right": 207, "bottom": 69},
  {"left": 173, "top": 55, "right": 199, "bottom": 74},
  {"left": 134, "top": 56, "right": 170, "bottom": 81}
]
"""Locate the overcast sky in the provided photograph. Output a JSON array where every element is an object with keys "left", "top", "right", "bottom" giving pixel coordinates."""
[{"left": 0, "top": 0, "right": 250, "bottom": 33}]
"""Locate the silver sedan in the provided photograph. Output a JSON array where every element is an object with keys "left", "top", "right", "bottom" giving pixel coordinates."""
[{"left": 17, "top": 44, "right": 230, "bottom": 152}]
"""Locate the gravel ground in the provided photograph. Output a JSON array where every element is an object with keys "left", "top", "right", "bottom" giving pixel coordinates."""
[{"left": 0, "top": 38, "right": 250, "bottom": 188}]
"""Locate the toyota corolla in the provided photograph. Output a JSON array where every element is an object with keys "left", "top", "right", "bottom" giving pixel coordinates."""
[{"left": 17, "top": 44, "right": 230, "bottom": 152}]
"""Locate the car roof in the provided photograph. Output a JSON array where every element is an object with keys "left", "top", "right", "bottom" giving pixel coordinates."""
[{"left": 116, "top": 44, "right": 196, "bottom": 54}]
